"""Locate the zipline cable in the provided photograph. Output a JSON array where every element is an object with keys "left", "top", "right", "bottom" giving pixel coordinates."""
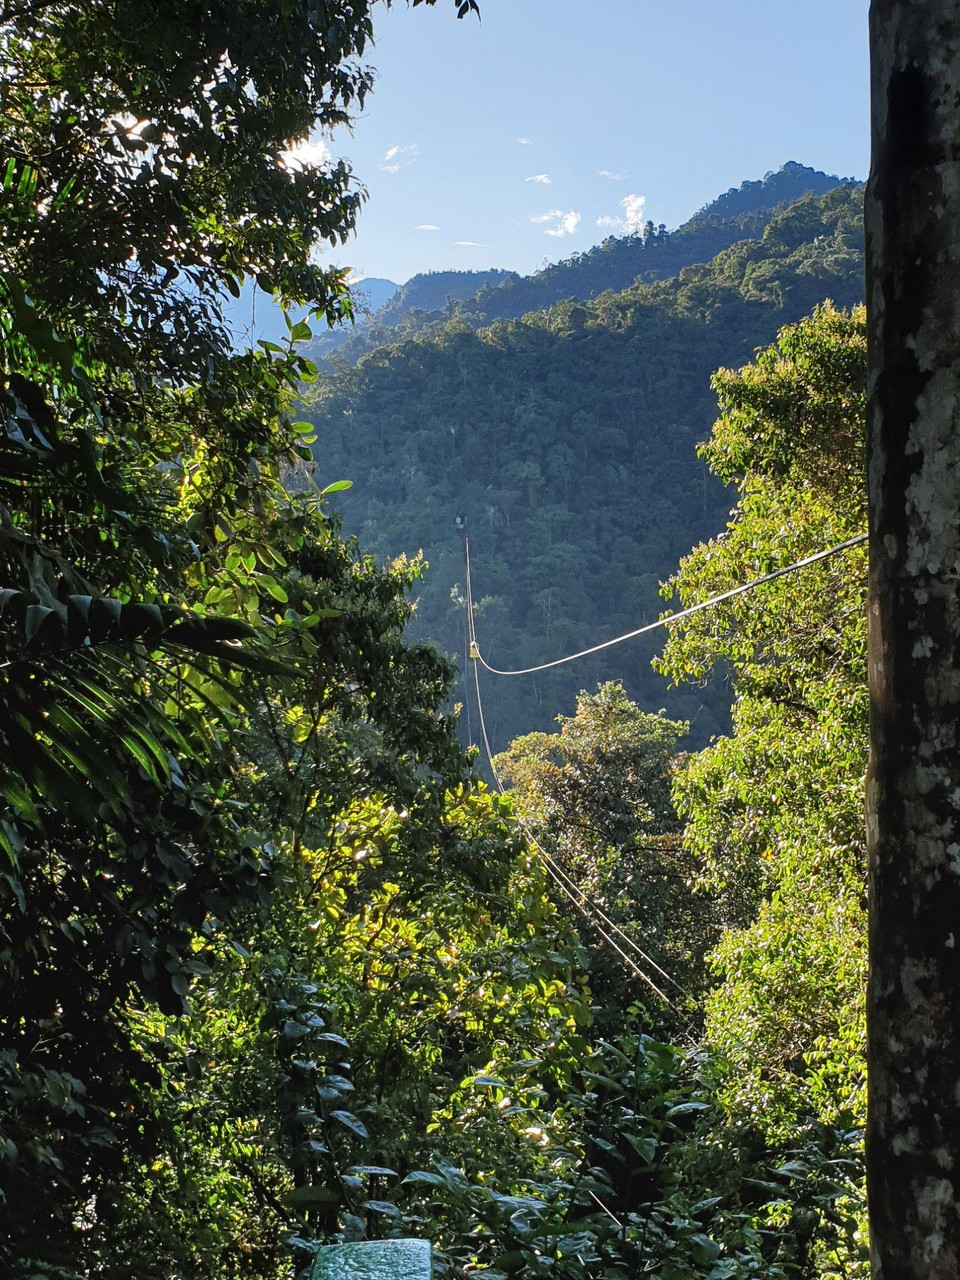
[
  {"left": 469, "top": 633, "right": 683, "bottom": 1010},
  {"left": 468, "top": 532, "right": 868, "bottom": 678},
  {"left": 461, "top": 527, "right": 868, "bottom": 1006}
]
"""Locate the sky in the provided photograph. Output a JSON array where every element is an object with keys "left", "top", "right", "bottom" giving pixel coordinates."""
[{"left": 307, "top": 0, "right": 870, "bottom": 286}]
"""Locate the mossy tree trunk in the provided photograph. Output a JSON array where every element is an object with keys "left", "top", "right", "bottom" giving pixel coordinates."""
[{"left": 866, "top": 3, "right": 960, "bottom": 1276}]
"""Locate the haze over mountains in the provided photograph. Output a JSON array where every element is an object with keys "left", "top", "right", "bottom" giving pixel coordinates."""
[{"left": 304, "top": 164, "right": 865, "bottom": 751}]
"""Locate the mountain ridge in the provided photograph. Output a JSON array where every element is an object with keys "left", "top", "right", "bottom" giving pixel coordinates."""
[{"left": 305, "top": 162, "right": 860, "bottom": 369}]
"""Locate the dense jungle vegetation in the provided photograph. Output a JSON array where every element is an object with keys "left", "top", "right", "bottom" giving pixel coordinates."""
[{"left": 0, "top": 3, "right": 870, "bottom": 1278}]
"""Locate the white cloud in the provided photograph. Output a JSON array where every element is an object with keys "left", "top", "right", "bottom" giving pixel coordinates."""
[
  {"left": 546, "top": 211, "right": 580, "bottom": 237},
  {"left": 455, "top": 240, "right": 488, "bottom": 247},
  {"left": 595, "top": 192, "right": 647, "bottom": 235},
  {"left": 280, "top": 138, "right": 332, "bottom": 170},
  {"left": 531, "top": 208, "right": 581, "bottom": 238},
  {"left": 516, "top": 136, "right": 533, "bottom": 145},
  {"left": 621, "top": 194, "right": 647, "bottom": 231},
  {"left": 599, "top": 169, "right": 626, "bottom": 181},
  {"left": 379, "top": 143, "right": 418, "bottom": 174},
  {"left": 415, "top": 224, "right": 441, "bottom": 231},
  {"left": 525, "top": 173, "right": 551, "bottom": 185}
]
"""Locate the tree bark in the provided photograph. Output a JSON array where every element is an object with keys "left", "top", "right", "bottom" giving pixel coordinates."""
[{"left": 866, "top": 4, "right": 960, "bottom": 1276}]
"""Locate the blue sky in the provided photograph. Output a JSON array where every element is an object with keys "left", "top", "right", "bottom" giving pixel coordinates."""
[{"left": 306, "top": 0, "right": 870, "bottom": 286}]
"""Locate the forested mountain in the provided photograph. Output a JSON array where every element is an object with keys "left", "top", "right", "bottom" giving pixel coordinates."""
[
  {"left": 305, "top": 183, "right": 865, "bottom": 752},
  {"left": 375, "top": 267, "right": 515, "bottom": 323},
  {"left": 461, "top": 161, "right": 852, "bottom": 322},
  {"left": 689, "top": 159, "right": 854, "bottom": 221},
  {"left": 306, "top": 163, "right": 852, "bottom": 371},
  {"left": 306, "top": 268, "right": 512, "bottom": 365}
]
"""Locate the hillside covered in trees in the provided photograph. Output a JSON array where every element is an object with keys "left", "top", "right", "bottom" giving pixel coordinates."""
[
  {"left": 306, "top": 182, "right": 864, "bottom": 750},
  {"left": 304, "top": 163, "right": 852, "bottom": 371}
]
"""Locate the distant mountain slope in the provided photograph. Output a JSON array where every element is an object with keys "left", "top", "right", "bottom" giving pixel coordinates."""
[
  {"left": 222, "top": 275, "right": 399, "bottom": 354},
  {"left": 309, "top": 163, "right": 857, "bottom": 370},
  {"left": 305, "top": 268, "right": 512, "bottom": 366},
  {"left": 292, "top": 276, "right": 400, "bottom": 364},
  {"left": 375, "top": 268, "right": 515, "bottom": 324},
  {"left": 691, "top": 159, "right": 856, "bottom": 221},
  {"left": 349, "top": 276, "right": 400, "bottom": 315},
  {"left": 304, "top": 184, "right": 865, "bottom": 752}
]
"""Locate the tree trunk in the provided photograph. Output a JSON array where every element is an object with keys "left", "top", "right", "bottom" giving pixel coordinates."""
[{"left": 866, "top": 4, "right": 960, "bottom": 1276}]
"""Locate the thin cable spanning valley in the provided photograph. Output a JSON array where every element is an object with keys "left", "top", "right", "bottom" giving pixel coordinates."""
[
  {"left": 467, "top": 532, "right": 868, "bottom": 678},
  {"left": 465, "top": 536, "right": 699, "bottom": 1009},
  {"left": 461, "top": 528, "right": 868, "bottom": 1003},
  {"left": 469, "top": 651, "right": 682, "bottom": 1010}
]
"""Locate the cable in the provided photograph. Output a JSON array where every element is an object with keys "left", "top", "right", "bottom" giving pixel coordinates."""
[
  {"left": 470, "top": 647, "right": 682, "bottom": 1011},
  {"left": 468, "top": 532, "right": 867, "bottom": 678},
  {"left": 464, "top": 532, "right": 477, "bottom": 649},
  {"left": 460, "top": 528, "right": 868, "bottom": 1009},
  {"left": 466, "top": 529, "right": 684, "bottom": 1002},
  {"left": 544, "top": 845, "right": 687, "bottom": 996}
]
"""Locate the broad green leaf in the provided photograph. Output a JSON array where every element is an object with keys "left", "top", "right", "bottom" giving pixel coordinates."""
[{"left": 330, "top": 1109, "right": 368, "bottom": 1139}]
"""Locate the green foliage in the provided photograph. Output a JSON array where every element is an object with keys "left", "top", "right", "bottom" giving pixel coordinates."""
[
  {"left": 0, "top": 1, "right": 482, "bottom": 1276},
  {"left": 1, "top": 2, "right": 371, "bottom": 380},
  {"left": 656, "top": 304, "right": 869, "bottom": 1270},
  {"left": 397, "top": 1027, "right": 866, "bottom": 1280},
  {"left": 83, "top": 777, "right": 573, "bottom": 1278},
  {"left": 495, "top": 682, "right": 710, "bottom": 1035}
]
